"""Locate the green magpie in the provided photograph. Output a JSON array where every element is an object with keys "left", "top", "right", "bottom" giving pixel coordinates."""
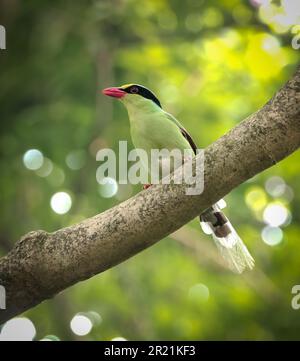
[{"left": 103, "top": 84, "right": 254, "bottom": 273}]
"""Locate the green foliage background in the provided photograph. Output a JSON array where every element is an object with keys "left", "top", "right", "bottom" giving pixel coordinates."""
[{"left": 0, "top": 0, "right": 300, "bottom": 340}]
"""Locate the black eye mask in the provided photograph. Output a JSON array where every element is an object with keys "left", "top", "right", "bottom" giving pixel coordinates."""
[{"left": 120, "top": 84, "right": 162, "bottom": 108}]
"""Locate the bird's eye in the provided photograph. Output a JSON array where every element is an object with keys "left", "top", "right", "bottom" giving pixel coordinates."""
[{"left": 130, "top": 86, "right": 139, "bottom": 94}]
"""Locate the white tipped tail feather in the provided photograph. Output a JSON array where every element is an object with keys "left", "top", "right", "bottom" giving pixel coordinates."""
[
  {"left": 211, "top": 223, "right": 255, "bottom": 274},
  {"left": 200, "top": 201, "right": 254, "bottom": 274}
]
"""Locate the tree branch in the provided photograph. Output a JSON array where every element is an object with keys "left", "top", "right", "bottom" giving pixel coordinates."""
[{"left": 1, "top": 66, "right": 300, "bottom": 324}]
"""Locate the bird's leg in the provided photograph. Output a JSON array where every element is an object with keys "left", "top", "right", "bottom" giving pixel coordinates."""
[{"left": 142, "top": 184, "right": 152, "bottom": 190}]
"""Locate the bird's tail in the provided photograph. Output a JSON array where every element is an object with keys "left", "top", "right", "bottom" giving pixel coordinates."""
[{"left": 199, "top": 200, "right": 254, "bottom": 273}]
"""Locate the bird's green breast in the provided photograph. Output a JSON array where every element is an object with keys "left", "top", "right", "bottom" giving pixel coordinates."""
[
  {"left": 128, "top": 108, "right": 192, "bottom": 154},
  {"left": 121, "top": 95, "right": 194, "bottom": 177}
]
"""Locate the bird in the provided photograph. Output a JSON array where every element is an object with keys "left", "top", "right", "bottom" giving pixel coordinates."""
[{"left": 102, "top": 83, "right": 254, "bottom": 273}]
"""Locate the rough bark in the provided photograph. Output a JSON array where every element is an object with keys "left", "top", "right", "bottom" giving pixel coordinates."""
[{"left": 0, "top": 66, "right": 300, "bottom": 324}]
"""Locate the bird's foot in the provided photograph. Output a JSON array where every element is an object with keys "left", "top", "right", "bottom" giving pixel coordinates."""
[{"left": 143, "top": 184, "right": 152, "bottom": 190}]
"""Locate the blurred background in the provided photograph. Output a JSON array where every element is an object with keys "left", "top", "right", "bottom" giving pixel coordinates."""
[{"left": 0, "top": 0, "right": 300, "bottom": 341}]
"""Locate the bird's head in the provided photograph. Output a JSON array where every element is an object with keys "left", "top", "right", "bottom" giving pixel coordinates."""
[{"left": 102, "top": 84, "right": 162, "bottom": 109}]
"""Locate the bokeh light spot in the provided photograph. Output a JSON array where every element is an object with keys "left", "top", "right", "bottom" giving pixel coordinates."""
[
  {"left": 245, "top": 186, "right": 267, "bottom": 211},
  {"left": 261, "top": 34, "right": 280, "bottom": 54},
  {"left": 265, "top": 176, "right": 285, "bottom": 197},
  {"left": 66, "top": 150, "right": 86, "bottom": 170},
  {"left": 261, "top": 226, "right": 283, "bottom": 246},
  {"left": 35, "top": 158, "right": 53, "bottom": 177},
  {"left": 47, "top": 166, "right": 65, "bottom": 187},
  {"left": 157, "top": 10, "right": 177, "bottom": 31},
  {"left": 40, "top": 335, "right": 60, "bottom": 341},
  {"left": 50, "top": 192, "right": 72, "bottom": 214},
  {"left": 87, "top": 311, "right": 102, "bottom": 326},
  {"left": 23, "top": 149, "right": 44, "bottom": 170},
  {"left": 98, "top": 177, "right": 118, "bottom": 198},
  {"left": 185, "top": 14, "right": 203, "bottom": 32},
  {"left": 70, "top": 314, "right": 93, "bottom": 336},
  {"left": 111, "top": 337, "right": 127, "bottom": 341},
  {"left": 263, "top": 203, "right": 289, "bottom": 227},
  {"left": 202, "top": 7, "right": 224, "bottom": 28},
  {"left": 0, "top": 318, "right": 36, "bottom": 341},
  {"left": 188, "top": 283, "right": 210, "bottom": 303}
]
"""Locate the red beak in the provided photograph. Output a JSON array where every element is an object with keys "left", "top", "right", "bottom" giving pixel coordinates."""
[{"left": 102, "top": 87, "right": 126, "bottom": 98}]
